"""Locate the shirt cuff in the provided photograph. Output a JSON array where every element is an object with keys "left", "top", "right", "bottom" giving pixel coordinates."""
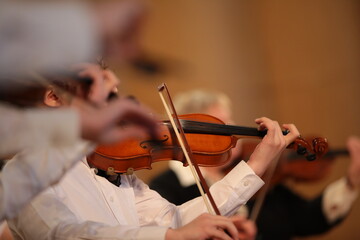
[
  {"left": 223, "top": 160, "right": 264, "bottom": 196},
  {"left": 211, "top": 161, "right": 264, "bottom": 215},
  {"left": 323, "top": 177, "right": 359, "bottom": 223}
]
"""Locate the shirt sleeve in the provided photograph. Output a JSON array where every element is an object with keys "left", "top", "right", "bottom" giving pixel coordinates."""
[
  {"left": 0, "top": 1, "right": 99, "bottom": 76},
  {"left": 0, "top": 104, "right": 81, "bottom": 157},
  {"left": 322, "top": 177, "right": 358, "bottom": 223},
  {"left": 133, "top": 161, "right": 264, "bottom": 227},
  {"left": 8, "top": 189, "right": 168, "bottom": 240},
  {"left": 0, "top": 142, "right": 94, "bottom": 220}
]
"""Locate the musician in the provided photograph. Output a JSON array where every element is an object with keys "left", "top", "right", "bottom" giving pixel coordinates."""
[
  {"left": 0, "top": 0, "right": 152, "bottom": 222},
  {"left": 149, "top": 89, "right": 360, "bottom": 240},
  {"left": 8, "top": 64, "right": 299, "bottom": 240},
  {"left": 0, "top": 72, "right": 159, "bottom": 225}
]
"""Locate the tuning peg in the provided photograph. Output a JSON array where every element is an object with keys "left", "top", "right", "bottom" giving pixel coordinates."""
[{"left": 297, "top": 145, "right": 307, "bottom": 155}]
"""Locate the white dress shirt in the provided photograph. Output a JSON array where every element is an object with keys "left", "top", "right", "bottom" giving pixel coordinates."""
[
  {"left": 323, "top": 177, "right": 358, "bottom": 223},
  {"left": 8, "top": 156, "right": 263, "bottom": 240}
]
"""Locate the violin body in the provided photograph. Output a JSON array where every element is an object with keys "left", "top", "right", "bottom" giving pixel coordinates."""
[{"left": 88, "top": 114, "right": 238, "bottom": 173}]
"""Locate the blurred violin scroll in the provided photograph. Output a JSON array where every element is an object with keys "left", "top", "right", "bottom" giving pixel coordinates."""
[{"left": 222, "top": 137, "right": 346, "bottom": 186}]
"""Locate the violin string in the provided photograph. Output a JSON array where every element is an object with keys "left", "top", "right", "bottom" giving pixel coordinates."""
[
  {"left": 180, "top": 119, "right": 262, "bottom": 136},
  {"left": 180, "top": 119, "right": 289, "bottom": 137}
]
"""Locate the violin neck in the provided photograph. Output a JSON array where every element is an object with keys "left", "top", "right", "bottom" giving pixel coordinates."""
[
  {"left": 179, "top": 120, "right": 288, "bottom": 137},
  {"left": 321, "top": 149, "right": 349, "bottom": 158},
  {"left": 288, "top": 148, "right": 349, "bottom": 160}
]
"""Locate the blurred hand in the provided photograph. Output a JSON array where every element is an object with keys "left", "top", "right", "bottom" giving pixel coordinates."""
[
  {"left": 75, "top": 97, "right": 159, "bottom": 144},
  {"left": 72, "top": 63, "right": 118, "bottom": 106},
  {"left": 247, "top": 117, "right": 300, "bottom": 177},
  {"left": 230, "top": 216, "right": 256, "bottom": 240},
  {"left": 166, "top": 213, "right": 241, "bottom": 240},
  {"left": 346, "top": 136, "right": 360, "bottom": 189},
  {"left": 93, "top": 0, "right": 146, "bottom": 62}
]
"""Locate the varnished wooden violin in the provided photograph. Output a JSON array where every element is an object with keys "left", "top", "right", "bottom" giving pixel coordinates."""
[
  {"left": 88, "top": 113, "right": 329, "bottom": 174},
  {"left": 222, "top": 138, "right": 347, "bottom": 184}
]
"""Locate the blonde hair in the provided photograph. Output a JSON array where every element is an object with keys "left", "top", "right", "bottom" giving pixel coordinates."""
[{"left": 173, "top": 89, "right": 231, "bottom": 115}]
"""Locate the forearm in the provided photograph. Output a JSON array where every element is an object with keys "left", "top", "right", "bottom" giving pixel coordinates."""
[
  {"left": 9, "top": 196, "right": 167, "bottom": 240},
  {"left": 52, "top": 223, "right": 168, "bottom": 240},
  {"left": 133, "top": 161, "right": 262, "bottom": 230},
  {"left": 177, "top": 161, "right": 263, "bottom": 225}
]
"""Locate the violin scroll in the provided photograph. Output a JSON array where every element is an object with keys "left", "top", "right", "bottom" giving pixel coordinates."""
[{"left": 287, "top": 136, "right": 328, "bottom": 161}]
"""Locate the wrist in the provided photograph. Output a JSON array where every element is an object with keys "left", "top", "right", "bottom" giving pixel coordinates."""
[
  {"left": 247, "top": 156, "right": 271, "bottom": 177},
  {"left": 246, "top": 160, "right": 263, "bottom": 177},
  {"left": 346, "top": 175, "right": 356, "bottom": 190},
  {"left": 165, "top": 228, "right": 180, "bottom": 240}
]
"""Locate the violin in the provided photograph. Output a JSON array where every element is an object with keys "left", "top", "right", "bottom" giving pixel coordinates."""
[
  {"left": 221, "top": 139, "right": 348, "bottom": 186},
  {"left": 280, "top": 146, "right": 348, "bottom": 182},
  {"left": 87, "top": 113, "right": 329, "bottom": 174}
]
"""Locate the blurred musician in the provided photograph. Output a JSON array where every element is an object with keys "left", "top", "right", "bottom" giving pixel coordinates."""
[{"left": 149, "top": 89, "right": 360, "bottom": 240}]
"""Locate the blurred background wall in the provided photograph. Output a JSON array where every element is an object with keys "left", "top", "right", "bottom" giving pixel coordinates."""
[{"left": 114, "top": 1, "right": 360, "bottom": 239}]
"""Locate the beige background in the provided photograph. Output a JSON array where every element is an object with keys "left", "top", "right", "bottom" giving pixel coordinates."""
[{"left": 114, "top": 1, "right": 360, "bottom": 239}]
